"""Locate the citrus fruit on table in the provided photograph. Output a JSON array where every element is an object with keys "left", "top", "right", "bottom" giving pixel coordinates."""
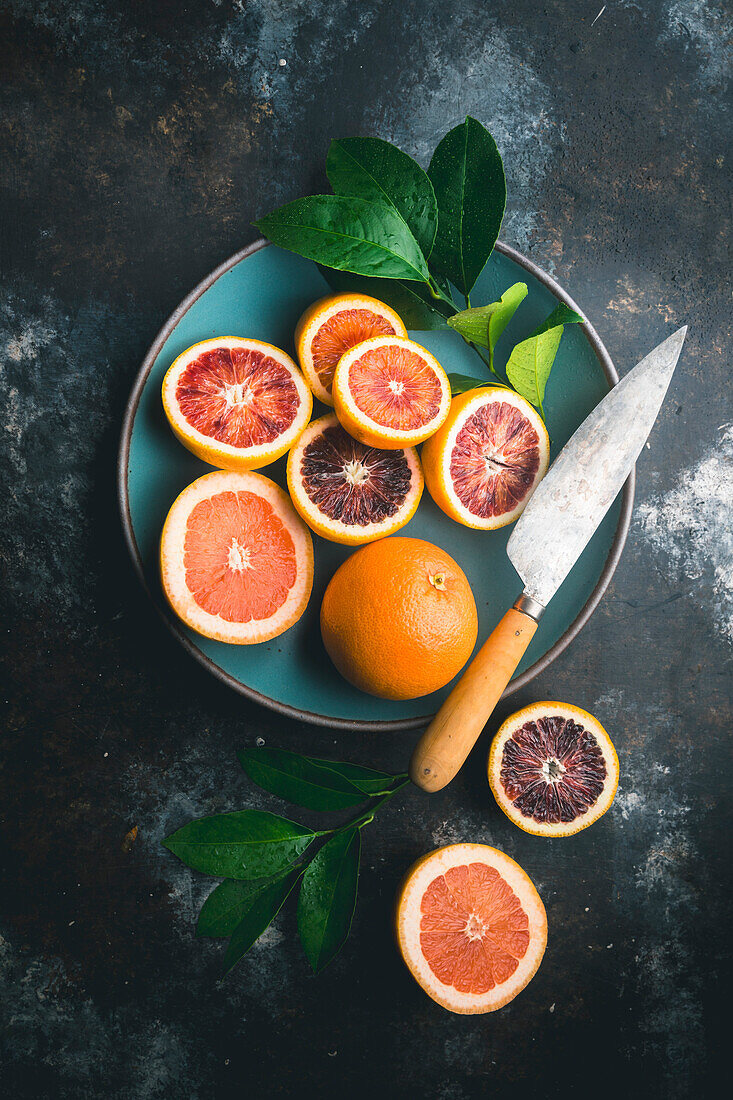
[
  {"left": 287, "top": 413, "right": 423, "bottom": 545},
  {"left": 320, "top": 537, "right": 477, "bottom": 700},
  {"left": 488, "top": 702, "right": 619, "bottom": 836},
  {"left": 422, "top": 386, "right": 550, "bottom": 529},
  {"left": 332, "top": 336, "right": 451, "bottom": 449},
  {"left": 395, "top": 843, "right": 547, "bottom": 1014},
  {"left": 162, "top": 337, "right": 312, "bottom": 471},
  {"left": 295, "top": 292, "right": 407, "bottom": 406},
  {"left": 160, "top": 470, "right": 313, "bottom": 644}
]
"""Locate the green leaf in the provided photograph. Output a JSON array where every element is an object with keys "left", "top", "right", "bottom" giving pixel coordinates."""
[
  {"left": 447, "top": 372, "right": 493, "bottom": 396},
  {"left": 255, "top": 195, "right": 429, "bottom": 283},
  {"left": 317, "top": 265, "right": 453, "bottom": 330},
  {"left": 162, "top": 810, "right": 314, "bottom": 880},
  {"left": 238, "top": 747, "right": 367, "bottom": 811},
  {"left": 297, "top": 827, "right": 361, "bottom": 973},
  {"left": 222, "top": 873, "right": 298, "bottom": 975},
  {"left": 447, "top": 282, "right": 528, "bottom": 365},
  {"left": 531, "top": 301, "right": 584, "bottom": 336},
  {"left": 327, "top": 137, "right": 438, "bottom": 258},
  {"left": 304, "top": 756, "right": 402, "bottom": 795},
  {"left": 427, "top": 117, "right": 506, "bottom": 297},
  {"left": 505, "top": 325, "right": 564, "bottom": 417},
  {"left": 197, "top": 873, "right": 289, "bottom": 938}
]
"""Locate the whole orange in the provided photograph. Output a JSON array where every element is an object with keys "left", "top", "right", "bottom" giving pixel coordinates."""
[{"left": 320, "top": 537, "right": 478, "bottom": 701}]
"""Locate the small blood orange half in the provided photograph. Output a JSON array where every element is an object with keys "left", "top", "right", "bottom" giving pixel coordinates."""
[
  {"left": 286, "top": 413, "right": 423, "bottom": 545},
  {"left": 395, "top": 844, "right": 547, "bottom": 1014},
  {"left": 488, "top": 702, "right": 620, "bottom": 837},
  {"left": 295, "top": 293, "right": 407, "bottom": 406},
  {"left": 421, "top": 387, "right": 550, "bottom": 529},
  {"left": 160, "top": 470, "right": 313, "bottom": 644},
  {"left": 332, "top": 337, "right": 451, "bottom": 449},
  {"left": 162, "top": 338, "right": 312, "bottom": 471}
]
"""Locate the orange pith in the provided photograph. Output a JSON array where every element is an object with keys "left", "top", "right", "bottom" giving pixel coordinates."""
[
  {"left": 184, "top": 490, "right": 296, "bottom": 623},
  {"left": 160, "top": 471, "right": 313, "bottom": 645},
  {"left": 333, "top": 337, "right": 451, "bottom": 449},
  {"left": 421, "top": 862, "right": 530, "bottom": 994},
  {"left": 295, "top": 293, "right": 407, "bottom": 406}
]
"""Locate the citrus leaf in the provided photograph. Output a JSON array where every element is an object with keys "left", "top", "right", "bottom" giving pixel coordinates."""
[
  {"left": 447, "top": 282, "right": 527, "bottom": 362},
  {"left": 317, "top": 265, "right": 453, "bottom": 329},
  {"left": 222, "top": 873, "right": 298, "bottom": 975},
  {"left": 297, "top": 827, "right": 361, "bottom": 973},
  {"left": 162, "top": 810, "right": 314, "bottom": 880},
  {"left": 531, "top": 301, "right": 584, "bottom": 336},
  {"left": 254, "top": 195, "right": 430, "bottom": 283},
  {"left": 505, "top": 325, "right": 564, "bottom": 417},
  {"left": 237, "top": 747, "right": 367, "bottom": 812},
  {"left": 304, "top": 756, "right": 403, "bottom": 795},
  {"left": 427, "top": 117, "right": 506, "bottom": 297},
  {"left": 447, "top": 372, "right": 493, "bottom": 395},
  {"left": 327, "top": 137, "right": 438, "bottom": 258},
  {"left": 197, "top": 873, "right": 289, "bottom": 938}
]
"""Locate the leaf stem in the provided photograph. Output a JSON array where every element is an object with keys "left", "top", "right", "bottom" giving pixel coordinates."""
[{"left": 465, "top": 339, "right": 511, "bottom": 388}]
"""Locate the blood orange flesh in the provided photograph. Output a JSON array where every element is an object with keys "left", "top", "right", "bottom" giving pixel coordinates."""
[
  {"left": 176, "top": 346, "right": 299, "bottom": 448},
  {"left": 395, "top": 844, "right": 547, "bottom": 1013},
  {"left": 347, "top": 343, "right": 444, "bottom": 430},
  {"left": 287, "top": 414, "right": 423, "bottom": 545},
  {"left": 488, "top": 703, "right": 620, "bottom": 837},
  {"left": 160, "top": 471, "right": 313, "bottom": 644},
  {"left": 451, "top": 400, "right": 542, "bottom": 519},
  {"left": 311, "top": 308, "right": 397, "bottom": 393}
]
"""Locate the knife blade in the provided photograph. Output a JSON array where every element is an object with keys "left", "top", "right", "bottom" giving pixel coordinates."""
[
  {"left": 409, "top": 326, "right": 686, "bottom": 792},
  {"left": 507, "top": 326, "right": 687, "bottom": 610}
]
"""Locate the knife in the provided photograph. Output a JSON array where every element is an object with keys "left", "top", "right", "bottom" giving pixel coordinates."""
[{"left": 409, "top": 327, "right": 687, "bottom": 792}]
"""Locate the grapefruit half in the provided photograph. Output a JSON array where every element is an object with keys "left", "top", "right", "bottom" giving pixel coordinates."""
[
  {"left": 422, "top": 387, "right": 550, "bottom": 529},
  {"left": 162, "top": 338, "right": 312, "bottom": 471},
  {"left": 286, "top": 413, "right": 423, "bottom": 545},
  {"left": 295, "top": 293, "right": 407, "bottom": 406},
  {"left": 488, "top": 702, "right": 620, "bottom": 837},
  {"left": 160, "top": 470, "right": 313, "bottom": 644},
  {"left": 333, "top": 336, "right": 451, "bottom": 449},
  {"left": 395, "top": 843, "right": 547, "bottom": 1013}
]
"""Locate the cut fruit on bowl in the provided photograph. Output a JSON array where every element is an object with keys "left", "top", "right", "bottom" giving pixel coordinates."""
[
  {"left": 320, "top": 537, "right": 477, "bottom": 700},
  {"left": 488, "top": 702, "right": 619, "bottom": 837},
  {"left": 395, "top": 843, "right": 547, "bottom": 1014},
  {"left": 160, "top": 470, "right": 313, "bottom": 644},
  {"left": 332, "top": 336, "right": 451, "bottom": 449},
  {"left": 162, "top": 338, "right": 312, "bottom": 471},
  {"left": 295, "top": 293, "right": 407, "bottom": 406},
  {"left": 286, "top": 413, "right": 423, "bottom": 545},
  {"left": 421, "top": 387, "right": 550, "bottom": 529}
]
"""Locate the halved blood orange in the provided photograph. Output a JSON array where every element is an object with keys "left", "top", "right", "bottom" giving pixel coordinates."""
[
  {"left": 332, "top": 336, "right": 451, "bottom": 449},
  {"left": 162, "top": 338, "right": 312, "bottom": 471},
  {"left": 421, "top": 387, "right": 550, "bottom": 529},
  {"left": 395, "top": 844, "right": 547, "bottom": 1014},
  {"left": 160, "top": 470, "right": 313, "bottom": 644},
  {"left": 488, "top": 702, "right": 619, "bottom": 837},
  {"left": 286, "top": 413, "right": 423, "bottom": 545},
  {"left": 295, "top": 293, "right": 407, "bottom": 406}
]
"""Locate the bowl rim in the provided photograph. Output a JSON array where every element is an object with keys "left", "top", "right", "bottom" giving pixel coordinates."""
[{"left": 117, "top": 238, "right": 634, "bottom": 732}]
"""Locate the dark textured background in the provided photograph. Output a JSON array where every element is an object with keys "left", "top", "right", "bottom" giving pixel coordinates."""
[{"left": 1, "top": 2, "right": 731, "bottom": 1097}]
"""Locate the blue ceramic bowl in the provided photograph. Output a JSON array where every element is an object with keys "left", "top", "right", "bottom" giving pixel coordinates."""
[{"left": 118, "top": 240, "right": 633, "bottom": 731}]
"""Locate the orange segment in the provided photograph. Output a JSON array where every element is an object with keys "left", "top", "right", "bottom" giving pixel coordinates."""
[
  {"left": 395, "top": 844, "right": 547, "bottom": 1013},
  {"left": 333, "top": 336, "right": 451, "bottom": 449},
  {"left": 162, "top": 338, "right": 312, "bottom": 472},
  {"left": 160, "top": 471, "right": 313, "bottom": 644},
  {"left": 295, "top": 293, "right": 407, "bottom": 406}
]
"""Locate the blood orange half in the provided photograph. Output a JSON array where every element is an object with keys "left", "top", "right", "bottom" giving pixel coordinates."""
[
  {"left": 421, "top": 387, "right": 550, "bottom": 529},
  {"left": 160, "top": 470, "right": 313, "bottom": 644},
  {"left": 488, "top": 702, "right": 620, "bottom": 837},
  {"left": 162, "top": 338, "right": 312, "bottom": 471},
  {"left": 332, "top": 337, "right": 451, "bottom": 449},
  {"left": 286, "top": 414, "right": 423, "bottom": 545},
  {"left": 295, "top": 293, "right": 407, "bottom": 406},
  {"left": 395, "top": 844, "right": 547, "bottom": 1014}
]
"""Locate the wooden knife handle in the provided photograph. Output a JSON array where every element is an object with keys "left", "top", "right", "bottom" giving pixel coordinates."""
[{"left": 409, "top": 608, "right": 538, "bottom": 793}]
